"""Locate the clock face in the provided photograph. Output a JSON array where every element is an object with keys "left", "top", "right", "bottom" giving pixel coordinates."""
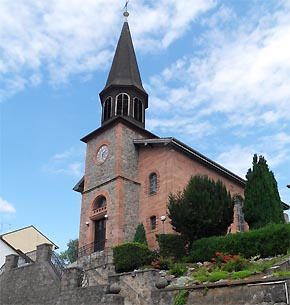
[{"left": 96, "top": 145, "right": 108, "bottom": 164}]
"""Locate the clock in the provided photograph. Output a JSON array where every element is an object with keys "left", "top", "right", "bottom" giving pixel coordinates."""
[{"left": 96, "top": 144, "right": 109, "bottom": 164}]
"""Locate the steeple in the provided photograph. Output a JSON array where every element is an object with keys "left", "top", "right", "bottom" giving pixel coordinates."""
[
  {"left": 103, "top": 21, "right": 146, "bottom": 94},
  {"left": 99, "top": 12, "right": 148, "bottom": 128}
]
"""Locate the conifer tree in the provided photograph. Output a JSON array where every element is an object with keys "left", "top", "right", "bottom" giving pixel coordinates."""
[
  {"left": 243, "top": 154, "right": 284, "bottom": 229},
  {"left": 133, "top": 223, "right": 148, "bottom": 245},
  {"left": 168, "top": 175, "right": 233, "bottom": 246}
]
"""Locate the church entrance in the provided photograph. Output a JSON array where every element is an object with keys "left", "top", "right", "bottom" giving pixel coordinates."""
[{"left": 94, "top": 218, "right": 106, "bottom": 252}]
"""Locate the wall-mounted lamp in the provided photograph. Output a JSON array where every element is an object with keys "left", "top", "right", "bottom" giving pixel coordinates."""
[
  {"left": 104, "top": 214, "right": 108, "bottom": 220},
  {"left": 85, "top": 221, "right": 90, "bottom": 226},
  {"left": 160, "top": 215, "right": 166, "bottom": 234}
]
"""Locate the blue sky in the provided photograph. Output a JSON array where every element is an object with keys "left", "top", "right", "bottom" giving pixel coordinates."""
[{"left": 0, "top": 0, "right": 290, "bottom": 252}]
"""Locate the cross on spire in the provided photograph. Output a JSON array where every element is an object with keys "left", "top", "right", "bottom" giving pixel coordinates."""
[{"left": 123, "top": 0, "right": 129, "bottom": 20}]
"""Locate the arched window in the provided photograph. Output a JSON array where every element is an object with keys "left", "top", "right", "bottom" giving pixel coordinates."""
[
  {"left": 133, "top": 97, "right": 143, "bottom": 122},
  {"left": 103, "top": 97, "right": 112, "bottom": 121},
  {"left": 93, "top": 196, "right": 107, "bottom": 210},
  {"left": 150, "top": 216, "right": 156, "bottom": 230},
  {"left": 234, "top": 195, "right": 245, "bottom": 232},
  {"left": 116, "top": 93, "right": 129, "bottom": 116},
  {"left": 149, "top": 173, "right": 157, "bottom": 195}
]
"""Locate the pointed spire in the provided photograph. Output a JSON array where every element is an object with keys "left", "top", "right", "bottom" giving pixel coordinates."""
[{"left": 102, "top": 20, "right": 146, "bottom": 94}]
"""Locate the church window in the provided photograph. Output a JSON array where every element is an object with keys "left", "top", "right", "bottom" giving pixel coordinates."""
[
  {"left": 149, "top": 173, "right": 157, "bottom": 194},
  {"left": 93, "top": 196, "right": 107, "bottom": 210},
  {"left": 150, "top": 216, "right": 156, "bottom": 230},
  {"left": 116, "top": 93, "right": 129, "bottom": 116},
  {"left": 103, "top": 97, "right": 112, "bottom": 121},
  {"left": 133, "top": 97, "right": 143, "bottom": 122}
]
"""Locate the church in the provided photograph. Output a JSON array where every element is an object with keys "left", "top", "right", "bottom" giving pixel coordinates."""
[{"left": 73, "top": 14, "right": 252, "bottom": 256}]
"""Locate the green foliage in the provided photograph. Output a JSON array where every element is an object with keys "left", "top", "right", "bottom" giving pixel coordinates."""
[
  {"left": 208, "top": 271, "right": 228, "bottom": 282},
  {"left": 168, "top": 175, "right": 233, "bottom": 247},
  {"left": 58, "top": 238, "right": 79, "bottom": 265},
  {"left": 195, "top": 275, "right": 208, "bottom": 282},
  {"left": 133, "top": 223, "right": 148, "bottom": 245},
  {"left": 158, "top": 258, "right": 174, "bottom": 270},
  {"left": 211, "top": 252, "right": 249, "bottom": 272},
  {"left": 273, "top": 271, "right": 290, "bottom": 277},
  {"left": 190, "top": 223, "right": 290, "bottom": 262},
  {"left": 156, "top": 234, "right": 185, "bottom": 259},
  {"left": 113, "top": 242, "right": 153, "bottom": 273},
  {"left": 173, "top": 289, "right": 189, "bottom": 305},
  {"left": 244, "top": 154, "right": 285, "bottom": 229},
  {"left": 169, "top": 263, "right": 187, "bottom": 277},
  {"left": 231, "top": 270, "right": 253, "bottom": 279}
]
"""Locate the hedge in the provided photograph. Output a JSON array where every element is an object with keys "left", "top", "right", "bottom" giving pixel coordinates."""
[
  {"left": 156, "top": 234, "right": 186, "bottom": 259},
  {"left": 190, "top": 223, "right": 290, "bottom": 262},
  {"left": 113, "top": 242, "right": 153, "bottom": 273}
]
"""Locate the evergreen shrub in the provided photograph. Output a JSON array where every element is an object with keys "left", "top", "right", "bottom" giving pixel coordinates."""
[
  {"left": 190, "top": 223, "right": 290, "bottom": 262},
  {"left": 113, "top": 242, "right": 153, "bottom": 273},
  {"left": 156, "top": 234, "right": 185, "bottom": 259},
  {"left": 133, "top": 223, "right": 148, "bottom": 245}
]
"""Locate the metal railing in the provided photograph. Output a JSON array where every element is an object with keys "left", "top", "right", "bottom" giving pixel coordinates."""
[
  {"left": 78, "top": 269, "right": 89, "bottom": 287},
  {"left": 78, "top": 240, "right": 106, "bottom": 258},
  {"left": 49, "top": 249, "right": 64, "bottom": 278},
  {"left": 0, "top": 264, "right": 5, "bottom": 276}
]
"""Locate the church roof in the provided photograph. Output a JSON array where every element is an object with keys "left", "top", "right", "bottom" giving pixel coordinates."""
[
  {"left": 133, "top": 137, "right": 246, "bottom": 186},
  {"left": 80, "top": 116, "right": 158, "bottom": 143},
  {"left": 100, "top": 21, "right": 146, "bottom": 95}
]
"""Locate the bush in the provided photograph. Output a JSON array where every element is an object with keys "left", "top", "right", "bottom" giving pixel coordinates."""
[
  {"left": 169, "top": 263, "right": 187, "bottom": 277},
  {"left": 231, "top": 270, "right": 253, "bottom": 280},
  {"left": 190, "top": 223, "right": 290, "bottom": 262},
  {"left": 156, "top": 234, "right": 186, "bottom": 259},
  {"left": 113, "top": 242, "right": 153, "bottom": 273},
  {"left": 211, "top": 252, "right": 249, "bottom": 272},
  {"left": 208, "top": 271, "right": 228, "bottom": 282},
  {"left": 133, "top": 223, "right": 148, "bottom": 245},
  {"left": 158, "top": 258, "right": 174, "bottom": 270},
  {"left": 173, "top": 290, "right": 189, "bottom": 305}
]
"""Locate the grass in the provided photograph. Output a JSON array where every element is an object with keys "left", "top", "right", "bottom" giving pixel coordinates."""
[
  {"left": 273, "top": 271, "right": 290, "bottom": 277},
  {"left": 195, "top": 275, "right": 208, "bottom": 282},
  {"left": 209, "top": 271, "right": 228, "bottom": 282},
  {"left": 230, "top": 270, "right": 253, "bottom": 280}
]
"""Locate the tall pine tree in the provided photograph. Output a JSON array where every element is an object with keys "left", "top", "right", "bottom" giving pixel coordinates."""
[{"left": 243, "top": 154, "right": 284, "bottom": 229}]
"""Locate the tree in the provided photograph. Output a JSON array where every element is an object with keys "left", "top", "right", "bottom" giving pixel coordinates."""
[
  {"left": 243, "top": 154, "right": 284, "bottom": 229},
  {"left": 58, "top": 239, "right": 79, "bottom": 265},
  {"left": 167, "top": 175, "right": 233, "bottom": 247},
  {"left": 133, "top": 223, "right": 148, "bottom": 245}
]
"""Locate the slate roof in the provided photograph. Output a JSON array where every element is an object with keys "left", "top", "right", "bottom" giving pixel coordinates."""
[{"left": 100, "top": 21, "right": 146, "bottom": 95}]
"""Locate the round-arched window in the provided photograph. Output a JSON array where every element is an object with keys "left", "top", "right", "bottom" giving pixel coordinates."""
[
  {"left": 93, "top": 196, "right": 107, "bottom": 210},
  {"left": 149, "top": 172, "right": 157, "bottom": 194}
]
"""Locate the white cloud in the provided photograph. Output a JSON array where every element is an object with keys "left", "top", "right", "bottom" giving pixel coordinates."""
[
  {"left": 0, "top": 197, "right": 16, "bottom": 213},
  {"left": 216, "top": 145, "right": 255, "bottom": 178},
  {"left": 42, "top": 146, "right": 85, "bottom": 177},
  {"left": 0, "top": 0, "right": 215, "bottom": 101},
  {"left": 148, "top": 1, "right": 290, "bottom": 138}
]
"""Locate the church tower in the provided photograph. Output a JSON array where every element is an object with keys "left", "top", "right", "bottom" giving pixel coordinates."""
[
  {"left": 100, "top": 20, "right": 148, "bottom": 128},
  {"left": 75, "top": 13, "right": 156, "bottom": 256}
]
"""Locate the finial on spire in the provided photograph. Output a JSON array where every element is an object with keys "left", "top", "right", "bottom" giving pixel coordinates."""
[{"left": 123, "top": 0, "right": 129, "bottom": 20}]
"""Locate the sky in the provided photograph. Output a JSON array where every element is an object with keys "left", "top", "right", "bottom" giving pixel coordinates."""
[{"left": 0, "top": 0, "right": 290, "bottom": 252}]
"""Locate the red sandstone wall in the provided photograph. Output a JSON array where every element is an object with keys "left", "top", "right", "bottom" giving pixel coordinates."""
[{"left": 137, "top": 146, "right": 245, "bottom": 248}]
